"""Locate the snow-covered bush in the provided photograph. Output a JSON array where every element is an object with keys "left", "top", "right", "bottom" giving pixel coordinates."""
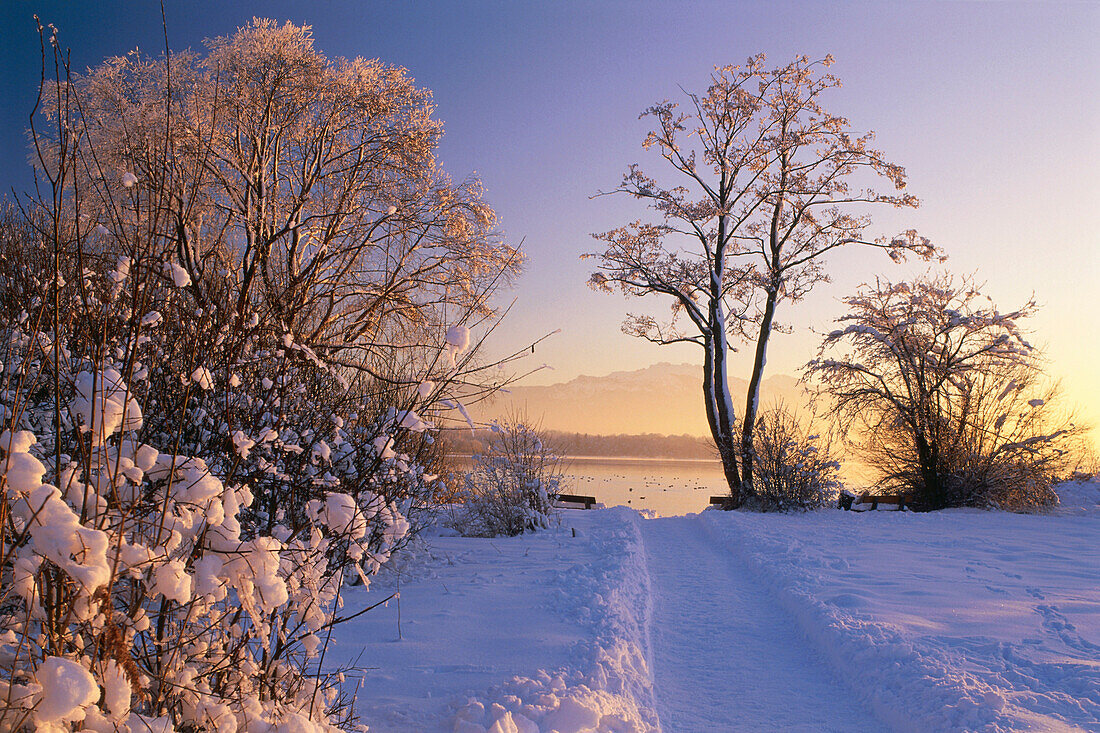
[
  {"left": 0, "top": 18, "right": 531, "bottom": 730},
  {"left": 747, "top": 405, "right": 842, "bottom": 511},
  {"left": 452, "top": 418, "right": 564, "bottom": 537},
  {"left": 0, "top": 241, "right": 422, "bottom": 730},
  {"left": 807, "top": 274, "right": 1082, "bottom": 511}
]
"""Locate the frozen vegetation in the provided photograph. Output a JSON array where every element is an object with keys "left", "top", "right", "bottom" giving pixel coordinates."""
[
  {"left": 332, "top": 479, "right": 1099, "bottom": 732},
  {"left": 0, "top": 19, "right": 527, "bottom": 732}
]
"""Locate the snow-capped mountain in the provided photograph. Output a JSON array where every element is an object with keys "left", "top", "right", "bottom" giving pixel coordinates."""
[{"left": 471, "top": 362, "right": 808, "bottom": 436}]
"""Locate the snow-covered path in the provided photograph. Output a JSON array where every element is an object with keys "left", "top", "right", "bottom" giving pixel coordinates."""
[{"left": 641, "top": 515, "right": 881, "bottom": 732}]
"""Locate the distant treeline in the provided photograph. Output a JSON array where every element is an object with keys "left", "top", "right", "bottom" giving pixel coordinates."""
[{"left": 445, "top": 429, "right": 717, "bottom": 460}]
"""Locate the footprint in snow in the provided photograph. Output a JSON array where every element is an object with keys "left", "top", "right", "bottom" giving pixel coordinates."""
[{"left": 1034, "top": 604, "right": 1100, "bottom": 653}]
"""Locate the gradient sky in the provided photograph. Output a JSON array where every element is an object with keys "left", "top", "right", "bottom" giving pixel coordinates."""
[{"left": 2, "top": 1, "right": 1097, "bottom": 445}]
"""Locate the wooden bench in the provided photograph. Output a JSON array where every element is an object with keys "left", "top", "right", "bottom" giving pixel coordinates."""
[
  {"left": 710, "top": 495, "right": 733, "bottom": 508},
  {"left": 556, "top": 493, "right": 596, "bottom": 509},
  {"left": 839, "top": 490, "right": 910, "bottom": 511}
]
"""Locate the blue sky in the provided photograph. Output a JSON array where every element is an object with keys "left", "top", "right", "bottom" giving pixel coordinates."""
[{"left": 2, "top": 1, "right": 1097, "bottom": 440}]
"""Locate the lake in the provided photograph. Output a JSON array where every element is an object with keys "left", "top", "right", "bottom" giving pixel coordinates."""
[{"left": 562, "top": 457, "right": 729, "bottom": 516}]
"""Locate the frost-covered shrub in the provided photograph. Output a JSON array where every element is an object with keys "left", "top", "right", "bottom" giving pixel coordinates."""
[
  {"left": 746, "top": 405, "right": 842, "bottom": 511},
  {"left": 452, "top": 418, "right": 564, "bottom": 537},
  {"left": 141, "top": 313, "right": 433, "bottom": 557},
  {"left": 0, "top": 232, "right": 433, "bottom": 729},
  {"left": 0, "top": 359, "right": 396, "bottom": 730},
  {"left": 808, "top": 275, "right": 1081, "bottom": 511}
]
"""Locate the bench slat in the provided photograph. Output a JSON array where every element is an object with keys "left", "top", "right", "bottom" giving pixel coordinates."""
[
  {"left": 556, "top": 493, "right": 596, "bottom": 509},
  {"left": 840, "top": 491, "right": 910, "bottom": 511}
]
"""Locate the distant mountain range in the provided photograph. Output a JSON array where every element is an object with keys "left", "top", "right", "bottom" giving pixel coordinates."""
[{"left": 469, "top": 362, "right": 809, "bottom": 436}]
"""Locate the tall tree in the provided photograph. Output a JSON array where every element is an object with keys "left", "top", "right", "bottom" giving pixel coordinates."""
[{"left": 588, "top": 54, "right": 936, "bottom": 506}]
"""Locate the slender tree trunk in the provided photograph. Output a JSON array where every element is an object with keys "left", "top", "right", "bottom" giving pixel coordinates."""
[
  {"left": 740, "top": 285, "right": 778, "bottom": 498},
  {"left": 707, "top": 206, "right": 745, "bottom": 505},
  {"left": 741, "top": 164, "right": 787, "bottom": 502},
  {"left": 703, "top": 338, "right": 742, "bottom": 501}
]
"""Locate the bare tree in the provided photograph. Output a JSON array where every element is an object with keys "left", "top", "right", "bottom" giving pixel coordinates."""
[
  {"left": 587, "top": 54, "right": 936, "bottom": 507},
  {"left": 806, "top": 274, "right": 1080, "bottom": 510}
]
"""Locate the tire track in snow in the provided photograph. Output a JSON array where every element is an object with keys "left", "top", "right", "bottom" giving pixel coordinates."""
[{"left": 641, "top": 514, "right": 882, "bottom": 732}]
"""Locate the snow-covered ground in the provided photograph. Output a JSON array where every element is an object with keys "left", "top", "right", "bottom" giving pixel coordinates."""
[
  {"left": 329, "top": 507, "right": 656, "bottom": 732},
  {"left": 332, "top": 480, "right": 1100, "bottom": 732}
]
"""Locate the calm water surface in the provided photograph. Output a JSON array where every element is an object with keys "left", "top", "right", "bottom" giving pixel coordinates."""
[{"left": 563, "top": 457, "right": 728, "bottom": 516}]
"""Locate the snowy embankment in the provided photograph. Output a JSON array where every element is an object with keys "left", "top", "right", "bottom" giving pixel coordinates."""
[
  {"left": 331, "top": 507, "right": 658, "bottom": 732},
  {"left": 335, "top": 481, "right": 1099, "bottom": 732}
]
